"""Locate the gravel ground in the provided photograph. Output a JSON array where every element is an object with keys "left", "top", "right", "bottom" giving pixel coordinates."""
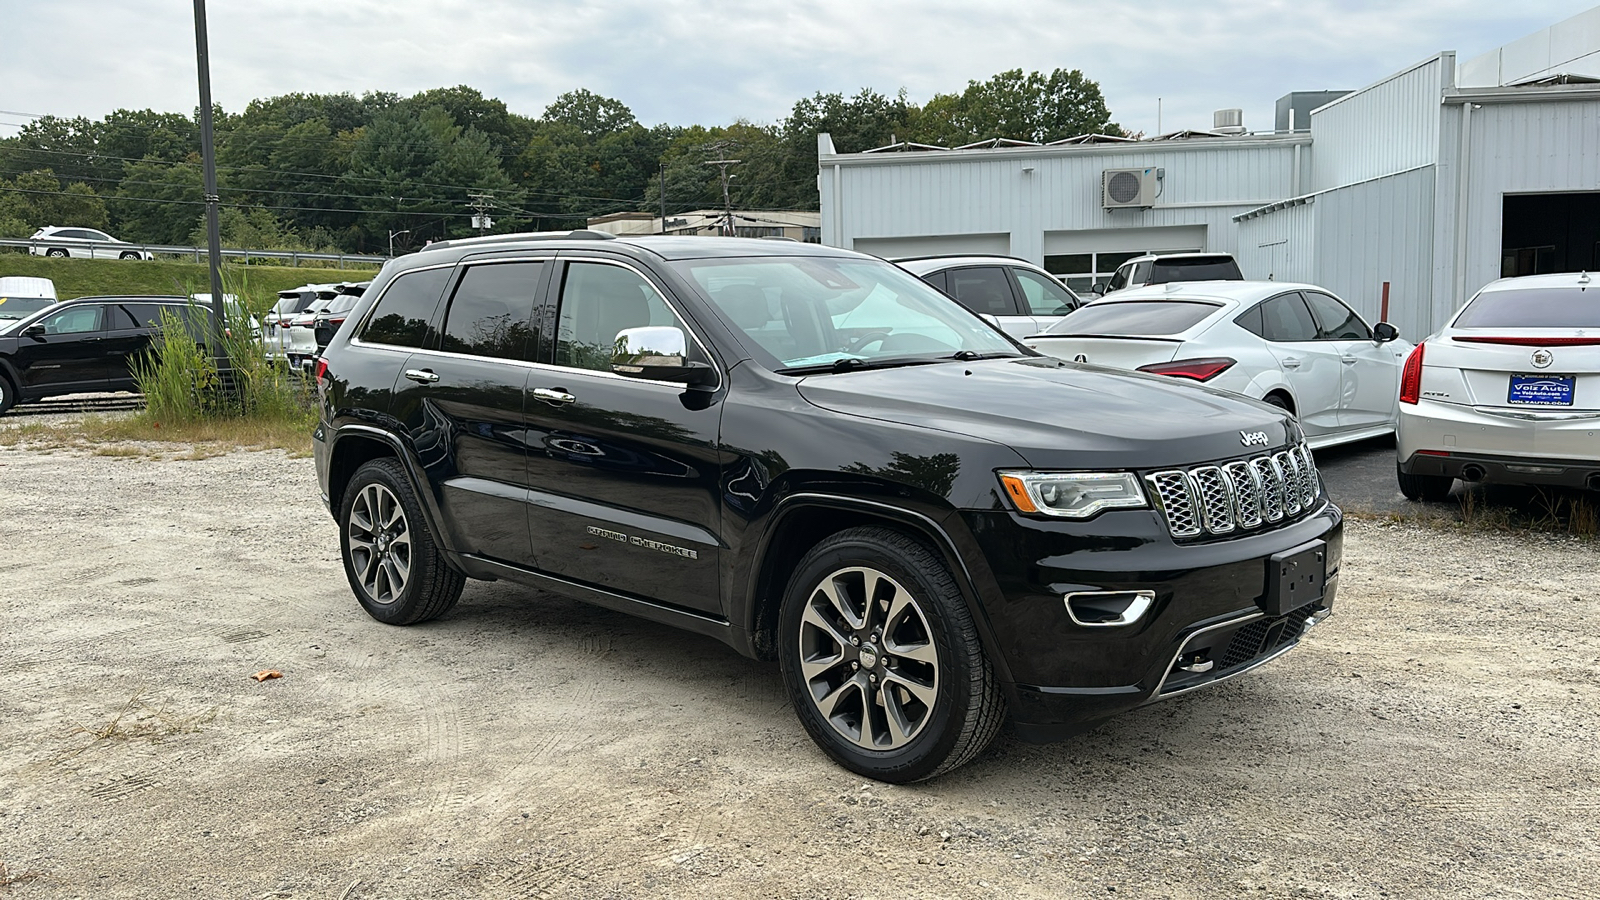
[{"left": 1, "top": 441, "right": 1596, "bottom": 899}]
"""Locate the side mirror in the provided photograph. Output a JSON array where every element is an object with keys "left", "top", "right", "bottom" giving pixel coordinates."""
[
  {"left": 1373, "top": 322, "right": 1399, "bottom": 344},
  {"left": 611, "top": 326, "right": 714, "bottom": 385},
  {"left": 1090, "top": 282, "right": 1106, "bottom": 296},
  {"left": 23, "top": 324, "right": 46, "bottom": 338}
]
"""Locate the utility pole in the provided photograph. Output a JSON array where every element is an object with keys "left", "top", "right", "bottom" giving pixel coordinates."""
[
  {"left": 388, "top": 229, "right": 410, "bottom": 257},
  {"left": 192, "top": 0, "right": 226, "bottom": 374},
  {"left": 468, "top": 193, "right": 494, "bottom": 235},
  {"left": 701, "top": 144, "right": 741, "bottom": 237},
  {"left": 659, "top": 162, "right": 667, "bottom": 235}
]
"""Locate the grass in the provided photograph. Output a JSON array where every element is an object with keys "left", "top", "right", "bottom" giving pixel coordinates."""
[
  {"left": 0, "top": 412, "right": 314, "bottom": 458},
  {"left": 63, "top": 690, "right": 219, "bottom": 757},
  {"left": 0, "top": 252, "right": 378, "bottom": 301},
  {"left": 0, "top": 861, "right": 44, "bottom": 889},
  {"left": 1349, "top": 484, "right": 1599, "bottom": 538}
]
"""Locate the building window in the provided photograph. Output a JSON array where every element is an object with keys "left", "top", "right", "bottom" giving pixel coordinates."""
[
  {"left": 735, "top": 226, "right": 784, "bottom": 239},
  {"left": 802, "top": 227, "right": 821, "bottom": 244},
  {"left": 1044, "top": 249, "right": 1191, "bottom": 293}
]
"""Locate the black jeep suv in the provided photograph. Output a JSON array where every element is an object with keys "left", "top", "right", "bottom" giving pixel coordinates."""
[{"left": 313, "top": 232, "right": 1342, "bottom": 782}]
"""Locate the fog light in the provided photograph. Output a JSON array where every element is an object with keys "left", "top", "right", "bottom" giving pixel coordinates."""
[{"left": 1064, "top": 590, "right": 1155, "bottom": 627}]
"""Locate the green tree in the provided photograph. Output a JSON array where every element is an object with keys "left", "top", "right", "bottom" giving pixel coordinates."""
[
  {"left": 110, "top": 158, "right": 205, "bottom": 244},
  {"left": 0, "top": 170, "right": 110, "bottom": 233},
  {"left": 908, "top": 69, "right": 1120, "bottom": 146}
]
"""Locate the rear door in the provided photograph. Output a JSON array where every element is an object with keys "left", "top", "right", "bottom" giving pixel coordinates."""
[
  {"left": 386, "top": 259, "right": 549, "bottom": 565},
  {"left": 520, "top": 256, "right": 724, "bottom": 614},
  {"left": 944, "top": 266, "right": 1037, "bottom": 337},
  {"left": 101, "top": 301, "right": 169, "bottom": 390},
  {"left": 1259, "top": 291, "right": 1343, "bottom": 436}
]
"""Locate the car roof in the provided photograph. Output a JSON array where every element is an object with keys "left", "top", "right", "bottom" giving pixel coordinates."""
[
  {"left": 1476, "top": 272, "right": 1596, "bottom": 293},
  {"left": 1095, "top": 280, "right": 1319, "bottom": 304},
  {"left": 894, "top": 255, "right": 1046, "bottom": 273},
  {"left": 414, "top": 231, "right": 865, "bottom": 265},
  {"left": 1120, "top": 252, "right": 1238, "bottom": 264}
]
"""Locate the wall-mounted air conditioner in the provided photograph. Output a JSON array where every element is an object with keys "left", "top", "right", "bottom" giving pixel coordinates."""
[{"left": 1102, "top": 168, "right": 1158, "bottom": 209}]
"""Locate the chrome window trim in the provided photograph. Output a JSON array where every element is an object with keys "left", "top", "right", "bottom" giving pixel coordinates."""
[{"left": 389, "top": 344, "right": 704, "bottom": 391}]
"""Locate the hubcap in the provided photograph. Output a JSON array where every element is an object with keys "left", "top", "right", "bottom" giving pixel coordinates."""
[
  {"left": 797, "top": 566, "right": 940, "bottom": 751},
  {"left": 346, "top": 483, "right": 411, "bottom": 604}
]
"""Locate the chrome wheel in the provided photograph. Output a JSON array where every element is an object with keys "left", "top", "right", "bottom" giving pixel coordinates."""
[
  {"left": 797, "top": 566, "right": 940, "bottom": 750},
  {"left": 347, "top": 483, "right": 411, "bottom": 604}
]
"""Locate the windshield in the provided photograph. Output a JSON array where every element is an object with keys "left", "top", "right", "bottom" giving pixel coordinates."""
[
  {"left": 672, "top": 256, "right": 1022, "bottom": 371},
  {"left": 0, "top": 297, "right": 57, "bottom": 329},
  {"left": 1043, "top": 300, "right": 1223, "bottom": 336},
  {"left": 1454, "top": 286, "right": 1600, "bottom": 328}
]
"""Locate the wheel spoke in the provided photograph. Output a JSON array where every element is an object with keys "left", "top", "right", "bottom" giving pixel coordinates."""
[
  {"left": 382, "top": 556, "right": 406, "bottom": 596},
  {"left": 349, "top": 500, "right": 374, "bottom": 534},
  {"left": 881, "top": 686, "right": 915, "bottom": 746},
  {"left": 884, "top": 636, "right": 937, "bottom": 666},
  {"left": 880, "top": 587, "right": 914, "bottom": 636},
  {"left": 817, "top": 576, "right": 865, "bottom": 631},
  {"left": 883, "top": 669, "right": 937, "bottom": 708},
  {"left": 801, "top": 601, "right": 853, "bottom": 652},
  {"left": 799, "top": 647, "right": 847, "bottom": 683},
  {"left": 817, "top": 673, "right": 865, "bottom": 719}
]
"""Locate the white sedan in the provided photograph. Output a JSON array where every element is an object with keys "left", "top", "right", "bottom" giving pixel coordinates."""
[
  {"left": 1023, "top": 281, "right": 1411, "bottom": 449},
  {"left": 1396, "top": 271, "right": 1600, "bottom": 500}
]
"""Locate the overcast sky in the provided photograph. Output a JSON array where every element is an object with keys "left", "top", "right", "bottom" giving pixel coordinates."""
[{"left": 1, "top": 0, "right": 1591, "bottom": 142}]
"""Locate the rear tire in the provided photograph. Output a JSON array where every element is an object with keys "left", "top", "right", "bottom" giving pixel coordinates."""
[
  {"left": 778, "top": 527, "right": 1005, "bottom": 783},
  {"left": 1262, "top": 392, "right": 1292, "bottom": 413},
  {"left": 119, "top": 251, "right": 140, "bottom": 260},
  {"left": 1397, "top": 464, "right": 1454, "bottom": 502},
  {"left": 0, "top": 376, "right": 15, "bottom": 416},
  {"left": 339, "top": 457, "right": 464, "bottom": 625},
  {"left": 45, "top": 248, "right": 69, "bottom": 258}
]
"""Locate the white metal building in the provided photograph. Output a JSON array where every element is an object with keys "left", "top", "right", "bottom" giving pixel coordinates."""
[{"left": 818, "top": 5, "right": 1600, "bottom": 340}]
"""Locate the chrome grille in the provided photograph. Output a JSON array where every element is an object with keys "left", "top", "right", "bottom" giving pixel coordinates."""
[{"left": 1147, "top": 444, "right": 1321, "bottom": 540}]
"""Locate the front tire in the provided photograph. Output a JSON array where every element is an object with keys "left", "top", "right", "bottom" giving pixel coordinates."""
[
  {"left": 1397, "top": 464, "right": 1454, "bottom": 502},
  {"left": 778, "top": 527, "right": 1004, "bottom": 783},
  {"left": 119, "top": 251, "right": 141, "bottom": 260},
  {"left": 0, "top": 376, "right": 15, "bottom": 415},
  {"left": 338, "top": 458, "right": 464, "bottom": 624},
  {"left": 45, "top": 248, "right": 69, "bottom": 258}
]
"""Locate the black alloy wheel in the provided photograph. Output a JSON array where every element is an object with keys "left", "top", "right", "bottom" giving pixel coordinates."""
[
  {"left": 339, "top": 457, "right": 464, "bottom": 624},
  {"left": 778, "top": 527, "right": 1004, "bottom": 783}
]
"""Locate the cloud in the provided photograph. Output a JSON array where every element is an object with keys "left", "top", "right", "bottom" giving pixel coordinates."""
[{"left": 0, "top": 0, "right": 1590, "bottom": 142}]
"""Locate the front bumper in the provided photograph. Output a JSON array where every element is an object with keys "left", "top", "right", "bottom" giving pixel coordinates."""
[{"left": 960, "top": 500, "right": 1342, "bottom": 742}]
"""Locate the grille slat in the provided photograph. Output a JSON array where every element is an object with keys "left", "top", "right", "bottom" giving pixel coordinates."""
[{"left": 1147, "top": 444, "right": 1320, "bottom": 540}]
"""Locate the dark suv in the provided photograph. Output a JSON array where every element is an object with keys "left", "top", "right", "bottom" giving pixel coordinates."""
[
  {"left": 313, "top": 232, "right": 1342, "bottom": 782},
  {"left": 0, "top": 295, "right": 207, "bottom": 415}
]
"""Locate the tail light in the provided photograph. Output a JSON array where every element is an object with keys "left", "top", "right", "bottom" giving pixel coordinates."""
[
  {"left": 1136, "top": 357, "right": 1236, "bottom": 382},
  {"left": 325, "top": 317, "right": 347, "bottom": 327},
  {"left": 1399, "top": 342, "right": 1425, "bottom": 404},
  {"left": 1452, "top": 336, "right": 1600, "bottom": 347},
  {"left": 313, "top": 357, "right": 329, "bottom": 386}
]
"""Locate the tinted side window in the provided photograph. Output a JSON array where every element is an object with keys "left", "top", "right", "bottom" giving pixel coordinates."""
[
  {"left": 1014, "top": 268, "right": 1079, "bottom": 315},
  {"left": 41, "top": 305, "right": 104, "bottom": 334},
  {"left": 1130, "top": 261, "right": 1154, "bottom": 285},
  {"left": 109, "top": 303, "right": 169, "bottom": 330},
  {"left": 1303, "top": 291, "right": 1371, "bottom": 340},
  {"left": 439, "top": 262, "right": 545, "bottom": 360},
  {"left": 946, "top": 267, "right": 1018, "bottom": 316},
  {"left": 1260, "top": 293, "right": 1319, "bottom": 342},
  {"left": 555, "top": 262, "right": 686, "bottom": 372},
  {"left": 919, "top": 270, "right": 948, "bottom": 293},
  {"left": 360, "top": 267, "right": 451, "bottom": 348},
  {"left": 1234, "top": 303, "right": 1265, "bottom": 337},
  {"left": 1105, "top": 264, "right": 1131, "bottom": 292}
]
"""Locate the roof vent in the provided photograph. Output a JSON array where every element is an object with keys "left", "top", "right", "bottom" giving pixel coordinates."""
[{"left": 1213, "top": 108, "right": 1246, "bottom": 135}]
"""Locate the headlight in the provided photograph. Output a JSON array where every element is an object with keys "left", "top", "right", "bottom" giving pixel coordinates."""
[{"left": 998, "top": 471, "right": 1148, "bottom": 518}]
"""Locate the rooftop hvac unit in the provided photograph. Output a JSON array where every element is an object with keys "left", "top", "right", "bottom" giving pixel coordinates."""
[
  {"left": 1102, "top": 168, "right": 1157, "bottom": 209},
  {"left": 1213, "top": 108, "right": 1246, "bottom": 135}
]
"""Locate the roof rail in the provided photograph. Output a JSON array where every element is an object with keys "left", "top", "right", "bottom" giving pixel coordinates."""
[
  {"left": 890, "top": 252, "right": 1033, "bottom": 264},
  {"left": 422, "top": 229, "right": 617, "bottom": 252}
]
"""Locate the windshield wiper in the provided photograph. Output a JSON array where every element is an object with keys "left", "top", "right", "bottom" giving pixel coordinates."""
[
  {"left": 777, "top": 355, "right": 947, "bottom": 376},
  {"left": 946, "top": 350, "right": 1021, "bottom": 361}
]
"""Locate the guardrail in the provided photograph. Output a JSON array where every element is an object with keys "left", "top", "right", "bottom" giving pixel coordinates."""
[{"left": 0, "top": 237, "right": 388, "bottom": 269}]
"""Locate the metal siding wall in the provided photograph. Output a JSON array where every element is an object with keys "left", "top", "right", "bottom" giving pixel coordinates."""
[
  {"left": 1312, "top": 166, "right": 1437, "bottom": 341},
  {"left": 1237, "top": 203, "right": 1316, "bottom": 284},
  {"left": 1310, "top": 56, "right": 1448, "bottom": 190},
  {"left": 827, "top": 140, "right": 1303, "bottom": 263},
  {"left": 1459, "top": 99, "right": 1600, "bottom": 306}
]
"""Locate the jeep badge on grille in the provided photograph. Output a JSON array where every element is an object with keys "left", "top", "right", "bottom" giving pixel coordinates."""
[{"left": 1240, "top": 430, "right": 1270, "bottom": 447}]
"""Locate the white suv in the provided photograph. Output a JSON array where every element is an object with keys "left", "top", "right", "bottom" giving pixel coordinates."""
[
  {"left": 29, "top": 226, "right": 153, "bottom": 260},
  {"left": 1396, "top": 272, "right": 1600, "bottom": 500},
  {"left": 894, "top": 255, "right": 1083, "bottom": 339}
]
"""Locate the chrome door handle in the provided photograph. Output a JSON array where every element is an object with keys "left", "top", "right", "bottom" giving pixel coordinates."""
[
  {"left": 403, "top": 368, "right": 439, "bottom": 384},
  {"left": 531, "top": 387, "right": 576, "bottom": 405},
  {"left": 1341, "top": 356, "right": 1358, "bottom": 365},
  {"left": 1281, "top": 358, "right": 1301, "bottom": 369}
]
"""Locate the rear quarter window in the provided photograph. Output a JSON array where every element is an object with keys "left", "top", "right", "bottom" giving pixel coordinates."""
[{"left": 359, "top": 268, "right": 452, "bottom": 348}]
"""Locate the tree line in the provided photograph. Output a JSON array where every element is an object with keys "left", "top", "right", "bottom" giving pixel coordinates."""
[{"left": 0, "top": 69, "right": 1120, "bottom": 254}]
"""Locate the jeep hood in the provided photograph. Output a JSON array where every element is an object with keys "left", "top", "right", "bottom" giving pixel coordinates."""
[{"left": 796, "top": 357, "right": 1299, "bottom": 470}]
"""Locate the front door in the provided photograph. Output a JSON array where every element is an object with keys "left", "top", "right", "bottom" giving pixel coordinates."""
[
  {"left": 1302, "top": 290, "right": 1402, "bottom": 431},
  {"left": 1260, "top": 291, "right": 1343, "bottom": 438},
  {"left": 15, "top": 304, "right": 108, "bottom": 397},
  {"left": 521, "top": 258, "right": 724, "bottom": 615}
]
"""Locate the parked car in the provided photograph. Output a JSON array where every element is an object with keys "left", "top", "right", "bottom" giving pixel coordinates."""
[
  {"left": 28, "top": 226, "right": 154, "bottom": 260},
  {"left": 894, "top": 255, "right": 1083, "bottom": 339},
  {"left": 1096, "top": 252, "right": 1242, "bottom": 296},
  {"left": 1396, "top": 271, "right": 1600, "bottom": 500},
  {"left": 1023, "top": 282, "right": 1410, "bottom": 449},
  {"left": 314, "top": 232, "right": 1342, "bottom": 783},
  {"left": 264, "top": 284, "right": 338, "bottom": 363},
  {"left": 0, "top": 295, "right": 224, "bottom": 414},
  {"left": 0, "top": 277, "right": 59, "bottom": 331},
  {"left": 310, "top": 282, "right": 369, "bottom": 359},
  {"left": 283, "top": 283, "right": 367, "bottom": 371}
]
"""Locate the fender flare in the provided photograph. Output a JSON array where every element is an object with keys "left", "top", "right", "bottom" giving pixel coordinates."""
[
  {"left": 741, "top": 491, "right": 1014, "bottom": 685},
  {"left": 327, "top": 423, "right": 459, "bottom": 558}
]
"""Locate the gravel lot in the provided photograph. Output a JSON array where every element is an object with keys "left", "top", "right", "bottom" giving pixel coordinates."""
[{"left": 1, "top": 439, "right": 1596, "bottom": 899}]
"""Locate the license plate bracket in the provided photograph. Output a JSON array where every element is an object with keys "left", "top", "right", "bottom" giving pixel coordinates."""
[
  {"left": 1508, "top": 373, "right": 1575, "bottom": 406},
  {"left": 1264, "top": 540, "right": 1326, "bottom": 616}
]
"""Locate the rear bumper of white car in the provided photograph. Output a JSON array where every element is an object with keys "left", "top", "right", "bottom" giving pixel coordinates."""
[{"left": 1398, "top": 399, "right": 1600, "bottom": 488}]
